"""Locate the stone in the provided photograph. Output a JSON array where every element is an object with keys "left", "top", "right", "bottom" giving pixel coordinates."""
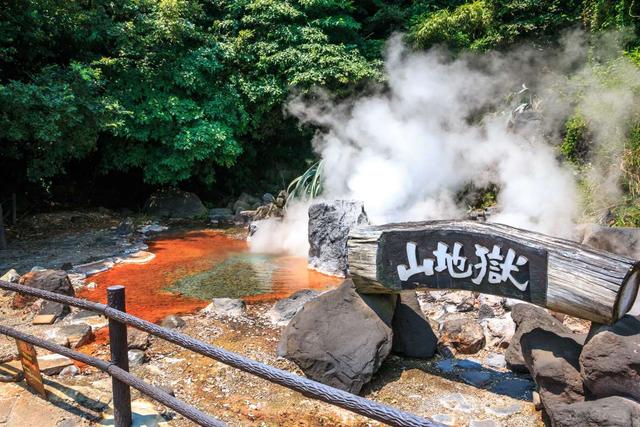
[
  {"left": 202, "top": 298, "right": 246, "bottom": 318},
  {"left": 128, "top": 328, "right": 151, "bottom": 350},
  {"left": 485, "top": 403, "right": 522, "bottom": 417},
  {"left": 266, "top": 290, "right": 320, "bottom": 326},
  {"left": 209, "top": 208, "right": 235, "bottom": 225},
  {"left": 45, "top": 324, "right": 94, "bottom": 348},
  {"left": 580, "top": 314, "right": 640, "bottom": 401},
  {"left": 0, "top": 268, "right": 20, "bottom": 283},
  {"left": 72, "top": 259, "right": 115, "bottom": 276},
  {"left": 0, "top": 363, "right": 24, "bottom": 382},
  {"left": 262, "top": 193, "right": 275, "bottom": 203},
  {"left": 37, "top": 300, "right": 69, "bottom": 321},
  {"left": 233, "top": 193, "right": 262, "bottom": 214},
  {"left": 440, "top": 317, "right": 485, "bottom": 354},
  {"left": 520, "top": 328, "right": 584, "bottom": 410},
  {"left": 485, "top": 353, "right": 506, "bottom": 369},
  {"left": 391, "top": 291, "right": 438, "bottom": 358},
  {"left": 117, "top": 251, "right": 155, "bottom": 265},
  {"left": 307, "top": 200, "right": 368, "bottom": 277},
  {"left": 432, "top": 414, "right": 455, "bottom": 425},
  {"left": 144, "top": 188, "right": 207, "bottom": 219},
  {"left": 278, "top": 279, "right": 396, "bottom": 394},
  {"left": 505, "top": 304, "right": 575, "bottom": 373},
  {"left": 115, "top": 217, "right": 135, "bottom": 235},
  {"left": 482, "top": 313, "right": 515, "bottom": 348},
  {"left": 274, "top": 190, "right": 287, "bottom": 208},
  {"left": 66, "top": 310, "right": 108, "bottom": 330},
  {"left": 470, "top": 421, "right": 498, "bottom": 427},
  {"left": 478, "top": 304, "right": 495, "bottom": 319},
  {"left": 58, "top": 365, "right": 79, "bottom": 378},
  {"left": 577, "top": 223, "right": 640, "bottom": 259},
  {"left": 37, "top": 354, "right": 74, "bottom": 375},
  {"left": 439, "top": 393, "right": 475, "bottom": 412},
  {"left": 138, "top": 223, "right": 168, "bottom": 234},
  {"left": 459, "top": 370, "right": 493, "bottom": 387},
  {"left": 455, "top": 296, "right": 476, "bottom": 312},
  {"left": 32, "top": 314, "right": 58, "bottom": 325},
  {"left": 13, "top": 269, "right": 75, "bottom": 309},
  {"left": 550, "top": 396, "right": 640, "bottom": 427},
  {"left": 128, "top": 350, "right": 147, "bottom": 366},
  {"left": 160, "top": 314, "right": 185, "bottom": 329}
]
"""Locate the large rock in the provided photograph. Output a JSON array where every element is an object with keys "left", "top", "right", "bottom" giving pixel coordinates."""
[
  {"left": 144, "top": 188, "right": 207, "bottom": 219},
  {"left": 391, "top": 291, "right": 437, "bottom": 358},
  {"left": 520, "top": 328, "right": 584, "bottom": 411},
  {"left": 45, "top": 324, "right": 94, "bottom": 348},
  {"left": 307, "top": 200, "right": 368, "bottom": 277},
  {"left": 278, "top": 279, "right": 396, "bottom": 394},
  {"left": 576, "top": 223, "right": 640, "bottom": 259},
  {"left": 439, "top": 316, "right": 485, "bottom": 354},
  {"left": 12, "top": 269, "right": 74, "bottom": 309},
  {"left": 580, "top": 314, "right": 640, "bottom": 401},
  {"left": 202, "top": 298, "right": 246, "bottom": 318},
  {"left": 550, "top": 396, "right": 640, "bottom": 427},
  {"left": 505, "top": 304, "right": 576, "bottom": 373}
]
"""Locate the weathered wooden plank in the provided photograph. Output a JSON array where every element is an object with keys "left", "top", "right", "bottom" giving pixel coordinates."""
[{"left": 347, "top": 221, "right": 640, "bottom": 324}]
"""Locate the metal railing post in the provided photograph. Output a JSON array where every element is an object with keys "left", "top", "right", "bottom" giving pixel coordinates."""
[{"left": 107, "top": 285, "right": 132, "bottom": 427}]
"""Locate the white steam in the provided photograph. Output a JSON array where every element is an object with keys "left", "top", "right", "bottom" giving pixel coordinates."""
[{"left": 251, "top": 32, "right": 640, "bottom": 256}]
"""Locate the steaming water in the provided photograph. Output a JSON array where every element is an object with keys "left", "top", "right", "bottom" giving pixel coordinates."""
[{"left": 78, "top": 229, "right": 341, "bottom": 322}]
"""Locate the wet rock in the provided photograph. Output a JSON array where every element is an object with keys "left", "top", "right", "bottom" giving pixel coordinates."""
[
  {"left": 506, "top": 304, "right": 574, "bottom": 372},
  {"left": 391, "top": 291, "right": 438, "bottom": 358},
  {"left": 550, "top": 396, "right": 640, "bottom": 427},
  {"left": 490, "top": 377, "right": 534, "bottom": 399},
  {"left": 138, "top": 223, "right": 168, "bottom": 234},
  {"left": 13, "top": 269, "right": 75, "bottom": 309},
  {"left": 116, "top": 217, "right": 135, "bottom": 235},
  {"left": 580, "top": 314, "right": 640, "bottom": 401},
  {"left": 307, "top": 200, "right": 368, "bottom": 277},
  {"left": 266, "top": 290, "right": 320, "bottom": 326},
  {"left": 128, "top": 350, "right": 148, "bottom": 366},
  {"left": 202, "top": 298, "right": 246, "bottom": 318},
  {"left": 45, "top": 324, "right": 94, "bottom": 348},
  {"left": 128, "top": 328, "right": 151, "bottom": 350},
  {"left": 577, "top": 223, "right": 640, "bottom": 259},
  {"left": 459, "top": 370, "right": 493, "bottom": 387},
  {"left": 144, "top": 188, "right": 207, "bottom": 219},
  {"left": 160, "top": 314, "right": 186, "bottom": 329},
  {"left": 278, "top": 279, "right": 396, "bottom": 394},
  {"left": 521, "top": 328, "right": 584, "bottom": 410},
  {"left": 440, "top": 317, "right": 485, "bottom": 354}
]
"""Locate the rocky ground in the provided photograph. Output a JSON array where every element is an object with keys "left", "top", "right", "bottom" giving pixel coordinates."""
[{"left": 0, "top": 285, "right": 545, "bottom": 427}]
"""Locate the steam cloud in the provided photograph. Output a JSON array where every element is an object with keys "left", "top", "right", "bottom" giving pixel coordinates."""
[{"left": 251, "top": 32, "right": 640, "bottom": 256}]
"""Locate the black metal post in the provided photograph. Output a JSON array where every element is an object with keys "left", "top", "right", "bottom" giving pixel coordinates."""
[{"left": 107, "top": 285, "right": 132, "bottom": 427}]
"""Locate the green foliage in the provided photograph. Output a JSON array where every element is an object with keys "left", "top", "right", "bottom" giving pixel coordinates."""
[
  {"left": 286, "top": 160, "right": 324, "bottom": 204},
  {"left": 561, "top": 114, "right": 590, "bottom": 164}
]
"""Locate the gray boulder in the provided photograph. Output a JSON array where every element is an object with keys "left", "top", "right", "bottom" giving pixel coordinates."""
[
  {"left": 160, "top": 314, "right": 186, "bottom": 329},
  {"left": 520, "top": 328, "right": 584, "bottom": 411},
  {"left": 144, "top": 188, "right": 207, "bottom": 219},
  {"left": 278, "top": 279, "right": 396, "bottom": 394},
  {"left": 576, "top": 223, "right": 640, "bottom": 259},
  {"left": 307, "top": 200, "right": 368, "bottom": 277},
  {"left": 13, "top": 269, "right": 74, "bottom": 309},
  {"left": 391, "top": 291, "right": 438, "bottom": 358},
  {"left": 209, "top": 208, "right": 235, "bottom": 225},
  {"left": 506, "top": 304, "right": 576, "bottom": 372},
  {"left": 580, "top": 314, "right": 640, "bottom": 401},
  {"left": 45, "top": 324, "right": 94, "bottom": 348},
  {"left": 550, "top": 396, "right": 640, "bottom": 427},
  {"left": 266, "top": 290, "right": 320, "bottom": 326}
]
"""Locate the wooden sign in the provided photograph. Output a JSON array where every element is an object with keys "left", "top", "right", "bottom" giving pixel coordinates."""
[
  {"left": 348, "top": 221, "right": 640, "bottom": 324},
  {"left": 378, "top": 229, "right": 548, "bottom": 305},
  {"left": 15, "top": 339, "right": 47, "bottom": 398}
]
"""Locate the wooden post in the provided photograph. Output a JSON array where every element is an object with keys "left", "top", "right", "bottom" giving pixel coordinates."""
[
  {"left": 0, "top": 203, "right": 6, "bottom": 250},
  {"left": 107, "top": 286, "right": 132, "bottom": 427},
  {"left": 11, "top": 193, "right": 16, "bottom": 225},
  {"left": 348, "top": 220, "right": 640, "bottom": 324}
]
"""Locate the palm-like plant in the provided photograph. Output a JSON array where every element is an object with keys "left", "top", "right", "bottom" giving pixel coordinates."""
[{"left": 286, "top": 160, "right": 324, "bottom": 206}]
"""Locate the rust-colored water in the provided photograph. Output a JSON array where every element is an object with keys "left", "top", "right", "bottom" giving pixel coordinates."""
[{"left": 78, "top": 229, "right": 341, "bottom": 323}]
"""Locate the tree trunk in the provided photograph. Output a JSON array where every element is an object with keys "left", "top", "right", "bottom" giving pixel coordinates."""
[{"left": 348, "top": 221, "right": 640, "bottom": 324}]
